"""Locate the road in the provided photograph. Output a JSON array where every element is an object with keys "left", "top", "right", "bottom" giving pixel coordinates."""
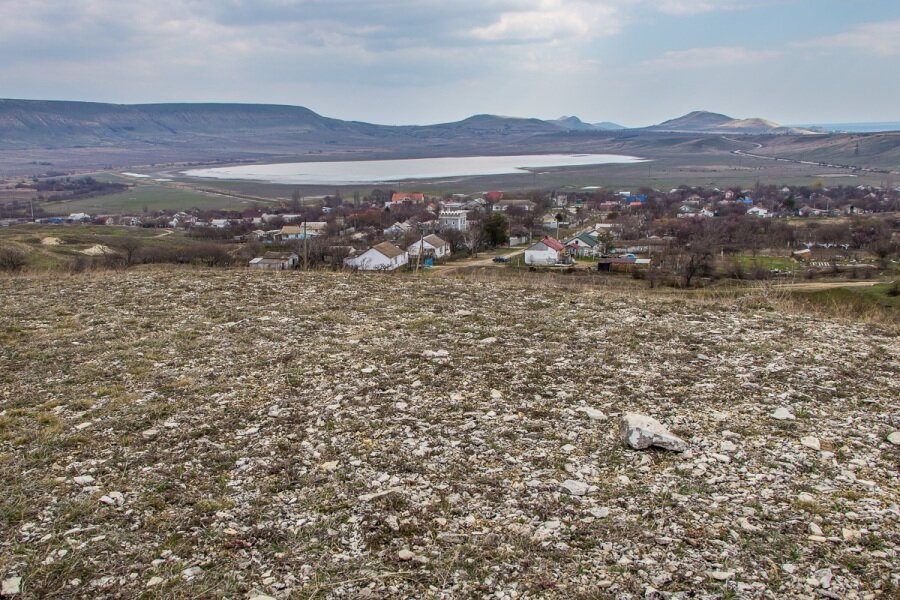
[
  {"left": 723, "top": 137, "right": 899, "bottom": 176},
  {"left": 425, "top": 248, "right": 526, "bottom": 275}
]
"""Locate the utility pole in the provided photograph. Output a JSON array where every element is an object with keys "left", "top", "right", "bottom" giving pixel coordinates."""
[
  {"left": 415, "top": 235, "right": 424, "bottom": 274},
  {"left": 303, "top": 220, "right": 308, "bottom": 271},
  {"left": 29, "top": 197, "right": 35, "bottom": 222}
]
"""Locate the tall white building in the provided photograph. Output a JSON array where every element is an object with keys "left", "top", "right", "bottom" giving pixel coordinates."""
[{"left": 439, "top": 210, "right": 468, "bottom": 231}]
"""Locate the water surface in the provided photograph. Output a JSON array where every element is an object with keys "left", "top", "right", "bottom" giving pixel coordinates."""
[{"left": 183, "top": 154, "right": 645, "bottom": 185}]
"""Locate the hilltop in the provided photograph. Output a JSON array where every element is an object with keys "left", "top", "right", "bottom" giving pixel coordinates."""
[
  {"left": 647, "top": 110, "right": 817, "bottom": 135},
  {"left": 1, "top": 268, "right": 898, "bottom": 598}
]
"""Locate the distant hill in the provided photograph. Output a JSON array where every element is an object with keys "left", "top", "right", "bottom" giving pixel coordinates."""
[
  {"left": 547, "top": 116, "right": 626, "bottom": 131},
  {"left": 593, "top": 121, "right": 626, "bottom": 131},
  {"left": 647, "top": 110, "right": 816, "bottom": 135}
]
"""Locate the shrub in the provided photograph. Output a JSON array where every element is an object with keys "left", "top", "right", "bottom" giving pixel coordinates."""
[{"left": 0, "top": 247, "right": 27, "bottom": 272}]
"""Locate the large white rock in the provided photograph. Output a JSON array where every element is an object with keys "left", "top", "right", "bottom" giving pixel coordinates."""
[
  {"left": 560, "top": 480, "right": 590, "bottom": 496},
  {"left": 619, "top": 413, "right": 688, "bottom": 452},
  {"left": 887, "top": 431, "right": 900, "bottom": 446},
  {"left": 771, "top": 407, "right": 795, "bottom": 420}
]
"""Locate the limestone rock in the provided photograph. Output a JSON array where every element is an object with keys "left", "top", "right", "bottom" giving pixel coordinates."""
[
  {"left": 619, "top": 413, "right": 688, "bottom": 452},
  {"left": 771, "top": 407, "right": 795, "bottom": 420},
  {"left": 560, "top": 480, "right": 589, "bottom": 496}
]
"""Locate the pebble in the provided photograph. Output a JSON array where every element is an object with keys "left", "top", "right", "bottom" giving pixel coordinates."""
[
  {"left": 398, "top": 549, "right": 415, "bottom": 561},
  {"left": 2, "top": 577, "right": 22, "bottom": 596}
]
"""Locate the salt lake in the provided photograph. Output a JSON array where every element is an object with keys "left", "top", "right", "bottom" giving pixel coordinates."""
[{"left": 182, "top": 154, "right": 645, "bottom": 185}]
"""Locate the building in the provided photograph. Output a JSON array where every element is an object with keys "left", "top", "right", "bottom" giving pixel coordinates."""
[
  {"left": 564, "top": 232, "right": 600, "bottom": 257},
  {"left": 344, "top": 242, "right": 408, "bottom": 271},
  {"left": 407, "top": 234, "right": 450, "bottom": 260},
  {"left": 493, "top": 199, "right": 536, "bottom": 212},
  {"left": 249, "top": 252, "right": 299, "bottom": 270},
  {"left": 746, "top": 207, "right": 771, "bottom": 218},
  {"left": 524, "top": 236, "right": 566, "bottom": 266},
  {"left": 389, "top": 193, "right": 426, "bottom": 207},
  {"left": 439, "top": 210, "right": 468, "bottom": 232},
  {"left": 278, "top": 222, "right": 328, "bottom": 241}
]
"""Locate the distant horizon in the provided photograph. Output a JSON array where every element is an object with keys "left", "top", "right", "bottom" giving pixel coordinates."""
[{"left": 2, "top": 97, "right": 898, "bottom": 132}]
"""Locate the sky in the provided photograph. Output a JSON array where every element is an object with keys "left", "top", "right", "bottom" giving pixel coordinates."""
[{"left": 0, "top": 0, "right": 898, "bottom": 126}]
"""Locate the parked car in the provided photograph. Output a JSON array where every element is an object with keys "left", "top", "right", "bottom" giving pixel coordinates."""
[{"left": 492, "top": 256, "right": 510, "bottom": 263}]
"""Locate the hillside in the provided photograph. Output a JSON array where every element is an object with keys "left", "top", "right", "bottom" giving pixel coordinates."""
[
  {"left": 648, "top": 111, "right": 816, "bottom": 135},
  {"left": 1, "top": 268, "right": 898, "bottom": 598}
]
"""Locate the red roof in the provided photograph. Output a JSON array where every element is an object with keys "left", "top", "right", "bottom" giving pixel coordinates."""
[
  {"left": 391, "top": 193, "right": 425, "bottom": 202},
  {"left": 541, "top": 236, "right": 565, "bottom": 251},
  {"left": 485, "top": 191, "right": 504, "bottom": 202}
]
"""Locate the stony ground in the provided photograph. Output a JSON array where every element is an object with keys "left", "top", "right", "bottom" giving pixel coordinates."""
[{"left": 0, "top": 268, "right": 898, "bottom": 600}]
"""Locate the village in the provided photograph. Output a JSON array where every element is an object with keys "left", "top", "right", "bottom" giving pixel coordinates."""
[{"left": 2, "top": 180, "right": 895, "bottom": 287}]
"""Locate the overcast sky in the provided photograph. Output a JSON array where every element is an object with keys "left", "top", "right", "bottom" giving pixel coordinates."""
[{"left": 1, "top": 0, "right": 898, "bottom": 126}]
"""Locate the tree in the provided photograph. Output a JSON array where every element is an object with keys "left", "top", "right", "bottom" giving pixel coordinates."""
[
  {"left": 481, "top": 213, "right": 508, "bottom": 248},
  {"left": 117, "top": 237, "right": 143, "bottom": 267}
]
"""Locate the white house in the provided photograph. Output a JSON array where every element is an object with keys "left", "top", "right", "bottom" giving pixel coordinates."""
[
  {"left": 439, "top": 210, "right": 468, "bottom": 231},
  {"left": 746, "top": 206, "right": 771, "bottom": 218},
  {"left": 524, "top": 236, "right": 565, "bottom": 266},
  {"left": 407, "top": 234, "right": 450, "bottom": 260},
  {"left": 249, "top": 252, "right": 299, "bottom": 270},
  {"left": 344, "top": 241, "right": 408, "bottom": 271}
]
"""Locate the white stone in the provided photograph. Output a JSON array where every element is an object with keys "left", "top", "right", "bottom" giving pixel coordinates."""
[
  {"left": 577, "top": 407, "right": 607, "bottom": 421},
  {"left": 771, "top": 407, "right": 795, "bottom": 420},
  {"left": 146, "top": 577, "right": 164, "bottom": 587},
  {"left": 478, "top": 337, "right": 497, "bottom": 345},
  {"left": 619, "top": 413, "right": 687, "bottom": 452},
  {"left": 800, "top": 436, "right": 821, "bottom": 451},
  {"left": 560, "top": 480, "right": 589, "bottom": 496},
  {"left": 808, "top": 522, "right": 823, "bottom": 536},
  {"left": 814, "top": 568, "right": 833, "bottom": 589},
  {"left": 707, "top": 571, "right": 734, "bottom": 581},
  {"left": 73, "top": 475, "right": 95, "bottom": 485},
  {"left": 887, "top": 431, "right": 900, "bottom": 446},
  {"left": 2, "top": 577, "right": 22, "bottom": 596},
  {"left": 398, "top": 549, "right": 415, "bottom": 561}
]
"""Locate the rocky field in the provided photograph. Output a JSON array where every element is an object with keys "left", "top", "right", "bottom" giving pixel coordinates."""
[{"left": 0, "top": 268, "right": 898, "bottom": 599}]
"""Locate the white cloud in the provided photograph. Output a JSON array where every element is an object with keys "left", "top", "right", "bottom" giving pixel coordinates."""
[
  {"left": 650, "top": 0, "right": 774, "bottom": 16},
  {"left": 470, "top": 0, "right": 622, "bottom": 42},
  {"left": 643, "top": 46, "right": 780, "bottom": 69},
  {"left": 795, "top": 20, "right": 900, "bottom": 57}
]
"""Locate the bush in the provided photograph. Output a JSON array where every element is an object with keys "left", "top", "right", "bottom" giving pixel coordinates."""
[{"left": 0, "top": 247, "right": 27, "bottom": 272}]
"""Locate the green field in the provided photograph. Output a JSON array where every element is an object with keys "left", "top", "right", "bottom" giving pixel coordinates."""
[
  {"left": 0, "top": 224, "right": 235, "bottom": 270},
  {"left": 731, "top": 254, "right": 801, "bottom": 272},
  {"left": 43, "top": 182, "right": 268, "bottom": 214}
]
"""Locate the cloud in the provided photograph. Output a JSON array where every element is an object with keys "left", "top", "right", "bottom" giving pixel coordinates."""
[
  {"left": 643, "top": 46, "right": 780, "bottom": 69},
  {"left": 650, "top": 0, "right": 774, "bottom": 15},
  {"left": 795, "top": 20, "right": 900, "bottom": 57},
  {"left": 470, "top": 0, "right": 621, "bottom": 42}
]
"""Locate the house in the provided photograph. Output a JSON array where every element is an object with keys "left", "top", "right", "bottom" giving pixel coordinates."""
[
  {"left": 484, "top": 191, "right": 504, "bottom": 202},
  {"left": 249, "top": 252, "right": 299, "bottom": 270},
  {"left": 67, "top": 213, "right": 91, "bottom": 222},
  {"left": 344, "top": 242, "right": 408, "bottom": 271},
  {"left": 439, "top": 210, "right": 468, "bottom": 231},
  {"left": 746, "top": 206, "right": 771, "bottom": 218},
  {"left": 564, "top": 232, "right": 600, "bottom": 257},
  {"left": 493, "top": 199, "right": 536, "bottom": 212},
  {"left": 525, "top": 236, "right": 566, "bottom": 265},
  {"left": 791, "top": 248, "right": 812, "bottom": 262},
  {"left": 278, "top": 222, "right": 328, "bottom": 241},
  {"left": 407, "top": 234, "right": 450, "bottom": 260},
  {"left": 384, "top": 221, "right": 413, "bottom": 237},
  {"left": 389, "top": 193, "right": 425, "bottom": 206}
]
